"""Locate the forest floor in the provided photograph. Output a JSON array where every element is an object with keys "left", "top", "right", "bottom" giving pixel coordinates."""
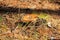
[{"left": 0, "top": 11, "right": 60, "bottom": 40}]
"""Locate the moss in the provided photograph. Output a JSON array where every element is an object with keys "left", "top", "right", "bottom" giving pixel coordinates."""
[{"left": 38, "top": 13, "right": 50, "bottom": 19}]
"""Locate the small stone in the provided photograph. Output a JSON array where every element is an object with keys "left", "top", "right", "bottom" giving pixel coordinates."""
[
  {"left": 50, "top": 37, "right": 54, "bottom": 40},
  {"left": 47, "top": 22, "right": 52, "bottom": 27}
]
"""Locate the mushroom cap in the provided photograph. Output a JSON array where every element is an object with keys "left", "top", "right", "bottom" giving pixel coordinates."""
[{"left": 21, "top": 14, "right": 38, "bottom": 22}]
